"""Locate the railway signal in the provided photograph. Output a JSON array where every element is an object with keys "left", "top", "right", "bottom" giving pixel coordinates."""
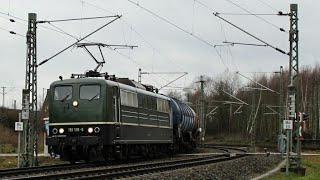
[{"left": 288, "top": 93, "right": 296, "bottom": 119}]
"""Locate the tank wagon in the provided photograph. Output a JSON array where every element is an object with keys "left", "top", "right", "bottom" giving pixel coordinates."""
[{"left": 46, "top": 73, "right": 199, "bottom": 163}]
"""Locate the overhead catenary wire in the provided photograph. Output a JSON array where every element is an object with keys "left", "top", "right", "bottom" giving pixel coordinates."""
[
  {"left": 80, "top": 0, "right": 84, "bottom": 38},
  {"left": 0, "top": 11, "right": 25, "bottom": 22},
  {"left": 128, "top": 24, "right": 186, "bottom": 72},
  {"left": 33, "top": 1, "right": 177, "bottom": 89},
  {"left": 0, "top": 10, "right": 89, "bottom": 37},
  {"left": 0, "top": 10, "right": 125, "bottom": 40},
  {"left": 7, "top": 0, "right": 11, "bottom": 15},
  {"left": 47, "top": 22, "right": 79, "bottom": 40},
  {"left": 37, "top": 15, "right": 122, "bottom": 67},
  {"left": 217, "top": 18, "right": 239, "bottom": 72},
  {"left": 193, "top": 0, "right": 218, "bottom": 14},
  {"left": 0, "top": 12, "right": 107, "bottom": 45},
  {"left": 0, "top": 14, "right": 15, "bottom": 23},
  {"left": 47, "top": 20, "right": 115, "bottom": 69},
  {"left": 192, "top": 0, "right": 196, "bottom": 34},
  {"left": 256, "top": 0, "right": 280, "bottom": 13},
  {"left": 0, "top": 26, "right": 24, "bottom": 37},
  {"left": 82, "top": 0, "right": 188, "bottom": 86},
  {"left": 127, "top": 0, "right": 232, "bottom": 78},
  {"left": 82, "top": 0, "right": 184, "bottom": 70},
  {"left": 175, "top": 0, "right": 238, "bottom": 77},
  {"left": 223, "top": 0, "right": 286, "bottom": 32},
  {"left": 128, "top": 0, "right": 213, "bottom": 46},
  {"left": 112, "top": 49, "right": 163, "bottom": 87},
  {"left": 48, "top": 22, "right": 114, "bottom": 51},
  {"left": 80, "top": 0, "right": 117, "bottom": 14}
]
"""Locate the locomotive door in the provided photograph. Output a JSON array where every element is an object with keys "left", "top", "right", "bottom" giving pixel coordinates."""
[{"left": 112, "top": 86, "right": 120, "bottom": 123}]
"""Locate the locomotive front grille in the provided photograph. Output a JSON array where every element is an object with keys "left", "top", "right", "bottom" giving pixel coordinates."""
[{"left": 46, "top": 136, "right": 99, "bottom": 146}]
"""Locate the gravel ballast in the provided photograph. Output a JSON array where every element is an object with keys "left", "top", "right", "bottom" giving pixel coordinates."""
[{"left": 132, "top": 155, "right": 283, "bottom": 180}]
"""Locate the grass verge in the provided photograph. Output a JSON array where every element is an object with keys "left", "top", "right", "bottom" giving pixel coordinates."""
[{"left": 265, "top": 153, "right": 320, "bottom": 179}]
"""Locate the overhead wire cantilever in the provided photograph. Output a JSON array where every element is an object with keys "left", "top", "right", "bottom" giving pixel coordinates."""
[
  {"left": 221, "top": 89, "right": 249, "bottom": 105},
  {"left": 236, "top": 71, "right": 279, "bottom": 94},
  {"left": 213, "top": 13, "right": 288, "bottom": 55},
  {"left": 37, "top": 15, "right": 122, "bottom": 67},
  {"left": 158, "top": 72, "right": 188, "bottom": 90}
]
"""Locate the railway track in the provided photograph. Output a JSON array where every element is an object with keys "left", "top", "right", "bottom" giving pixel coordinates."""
[
  {"left": 1, "top": 147, "right": 247, "bottom": 179},
  {"left": 199, "top": 144, "right": 247, "bottom": 154},
  {"left": 0, "top": 158, "right": 147, "bottom": 179},
  {"left": 0, "top": 161, "right": 106, "bottom": 179}
]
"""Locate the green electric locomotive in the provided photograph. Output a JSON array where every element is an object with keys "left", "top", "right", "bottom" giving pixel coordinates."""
[{"left": 46, "top": 71, "right": 199, "bottom": 163}]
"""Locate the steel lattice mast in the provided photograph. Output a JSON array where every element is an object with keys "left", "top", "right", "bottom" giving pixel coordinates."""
[
  {"left": 199, "top": 76, "right": 205, "bottom": 142},
  {"left": 286, "top": 4, "right": 305, "bottom": 174},
  {"left": 21, "top": 13, "right": 38, "bottom": 167},
  {"left": 288, "top": 3, "right": 300, "bottom": 167}
]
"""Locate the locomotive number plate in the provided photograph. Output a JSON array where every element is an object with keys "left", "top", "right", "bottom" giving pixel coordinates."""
[{"left": 68, "top": 127, "right": 84, "bottom": 132}]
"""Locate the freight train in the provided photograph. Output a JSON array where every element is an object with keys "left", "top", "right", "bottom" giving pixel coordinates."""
[{"left": 46, "top": 72, "right": 200, "bottom": 163}]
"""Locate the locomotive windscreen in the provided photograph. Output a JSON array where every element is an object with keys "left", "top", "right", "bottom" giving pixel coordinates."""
[
  {"left": 80, "top": 85, "right": 101, "bottom": 100},
  {"left": 54, "top": 86, "right": 72, "bottom": 101},
  {"left": 50, "top": 81, "right": 105, "bottom": 123}
]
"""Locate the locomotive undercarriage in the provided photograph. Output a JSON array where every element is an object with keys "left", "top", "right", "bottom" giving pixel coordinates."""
[
  {"left": 49, "top": 136, "right": 197, "bottom": 163},
  {"left": 102, "top": 144, "right": 172, "bottom": 161},
  {"left": 47, "top": 125, "right": 193, "bottom": 163},
  {"left": 50, "top": 144, "right": 103, "bottom": 163},
  {"left": 172, "top": 128, "right": 198, "bottom": 153},
  {"left": 50, "top": 142, "right": 173, "bottom": 163}
]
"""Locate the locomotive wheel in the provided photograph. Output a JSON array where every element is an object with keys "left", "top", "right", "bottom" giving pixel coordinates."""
[
  {"left": 84, "top": 147, "right": 97, "bottom": 163},
  {"left": 103, "top": 146, "right": 113, "bottom": 161},
  {"left": 69, "top": 151, "right": 76, "bottom": 164},
  {"left": 69, "top": 159, "right": 76, "bottom": 164},
  {"left": 153, "top": 145, "right": 160, "bottom": 158},
  {"left": 83, "top": 146, "right": 90, "bottom": 163},
  {"left": 139, "top": 145, "right": 148, "bottom": 157},
  {"left": 114, "top": 145, "right": 128, "bottom": 160},
  {"left": 115, "top": 151, "right": 122, "bottom": 160},
  {"left": 84, "top": 154, "right": 90, "bottom": 163},
  {"left": 149, "top": 145, "right": 159, "bottom": 158}
]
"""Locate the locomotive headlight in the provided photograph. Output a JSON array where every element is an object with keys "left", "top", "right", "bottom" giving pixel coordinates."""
[
  {"left": 72, "top": 101, "right": 79, "bottom": 107},
  {"left": 59, "top": 128, "right": 64, "bottom": 134},
  {"left": 94, "top": 127, "right": 100, "bottom": 133},
  {"left": 88, "top": 127, "right": 94, "bottom": 133},
  {"left": 52, "top": 128, "right": 58, "bottom": 134}
]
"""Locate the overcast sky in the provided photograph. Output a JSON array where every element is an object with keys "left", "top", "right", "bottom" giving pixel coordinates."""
[{"left": 0, "top": 0, "right": 317, "bottom": 108}]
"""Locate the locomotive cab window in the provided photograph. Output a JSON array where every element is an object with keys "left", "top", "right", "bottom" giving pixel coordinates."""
[
  {"left": 80, "top": 85, "right": 100, "bottom": 100},
  {"left": 120, "top": 90, "right": 138, "bottom": 107},
  {"left": 54, "top": 86, "right": 72, "bottom": 101},
  {"left": 157, "top": 99, "right": 169, "bottom": 113}
]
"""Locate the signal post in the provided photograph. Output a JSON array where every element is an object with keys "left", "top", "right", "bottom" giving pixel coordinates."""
[{"left": 280, "top": 4, "right": 306, "bottom": 175}]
